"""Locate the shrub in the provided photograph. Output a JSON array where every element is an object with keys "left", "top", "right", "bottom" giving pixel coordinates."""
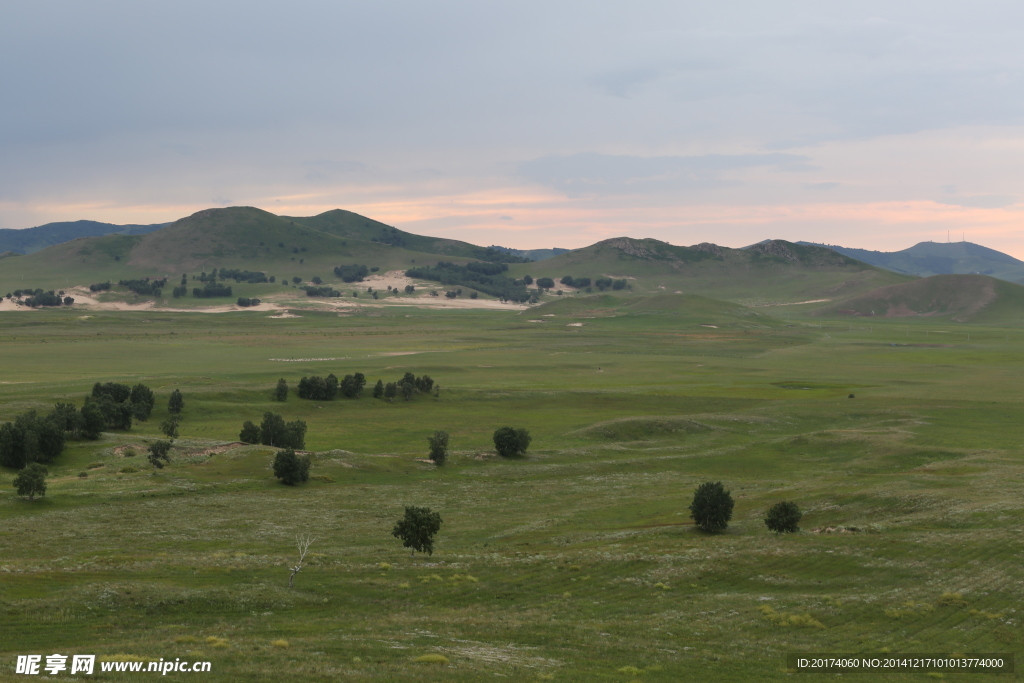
[
  {"left": 239, "top": 421, "right": 260, "bottom": 444},
  {"left": 689, "top": 481, "right": 734, "bottom": 533},
  {"left": 271, "top": 639, "right": 289, "bottom": 649},
  {"left": 413, "top": 654, "right": 449, "bottom": 664},
  {"left": 77, "top": 471, "right": 88, "bottom": 478},
  {"left": 272, "top": 448, "right": 311, "bottom": 485},
  {"left": 765, "top": 501, "right": 801, "bottom": 533},
  {"left": 493, "top": 426, "right": 531, "bottom": 457},
  {"left": 120, "top": 466, "right": 138, "bottom": 473}
]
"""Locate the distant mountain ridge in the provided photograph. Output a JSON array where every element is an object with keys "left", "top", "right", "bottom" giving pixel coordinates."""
[
  {"left": 0, "top": 220, "right": 168, "bottom": 255},
  {"left": 798, "top": 240, "right": 1024, "bottom": 284}
]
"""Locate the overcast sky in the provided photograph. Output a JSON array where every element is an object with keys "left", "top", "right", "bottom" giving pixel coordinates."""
[{"left": 3, "top": 1, "right": 1024, "bottom": 254}]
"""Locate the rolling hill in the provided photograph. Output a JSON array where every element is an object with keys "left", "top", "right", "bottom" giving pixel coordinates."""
[
  {"left": 509, "top": 237, "right": 911, "bottom": 304},
  {"left": 0, "top": 219, "right": 167, "bottom": 255},
  {"left": 527, "top": 292, "right": 785, "bottom": 328},
  {"left": 813, "top": 274, "right": 1024, "bottom": 323},
  {"left": 799, "top": 240, "right": 1024, "bottom": 284}
]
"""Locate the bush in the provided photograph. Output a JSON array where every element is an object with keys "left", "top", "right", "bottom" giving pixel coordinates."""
[
  {"left": 392, "top": 506, "right": 443, "bottom": 556},
  {"left": 427, "top": 430, "right": 449, "bottom": 465},
  {"left": 168, "top": 389, "right": 184, "bottom": 415},
  {"left": 239, "top": 421, "right": 260, "bottom": 444},
  {"left": 274, "top": 378, "right": 288, "bottom": 402},
  {"left": 273, "top": 448, "right": 311, "bottom": 485},
  {"left": 689, "top": 481, "right": 734, "bottom": 533},
  {"left": 764, "top": 501, "right": 801, "bottom": 533},
  {"left": 147, "top": 440, "right": 172, "bottom": 469},
  {"left": 493, "top": 426, "right": 531, "bottom": 458}
]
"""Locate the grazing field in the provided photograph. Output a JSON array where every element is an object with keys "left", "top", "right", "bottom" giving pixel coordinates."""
[{"left": 1, "top": 300, "right": 1023, "bottom": 681}]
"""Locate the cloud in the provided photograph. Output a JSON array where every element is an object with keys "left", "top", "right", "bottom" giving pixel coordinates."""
[
  {"left": 519, "top": 152, "right": 809, "bottom": 196},
  {"left": 936, "top": 194, "right": 1016, "bottom": 209},
  {"left": 804, "top": 182, "right": 840, "bottom": 190}
]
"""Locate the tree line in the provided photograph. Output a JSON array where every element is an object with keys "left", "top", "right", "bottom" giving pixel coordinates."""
[
  {"left": 118, "top": 278, "right": 167, "bottom": 296},
  {"left": 279, "top": 372, "right": 436, "bottom": 403},
  {"left": 405, "top": 261, "right": 535, "bottom": 303}
]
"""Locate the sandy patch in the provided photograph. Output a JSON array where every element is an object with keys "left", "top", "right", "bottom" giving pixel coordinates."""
[
  {"left": 566, "top": 322, "right": 584, "bottom": 327},
  {"left": 269, "top": 357, "right": 347, "bottom": 362},
  {"left": 377, "top": 351, "right": 421, "bottom": 357},
  {"left": 527, "top": 319, "right": 546, "bottom": 323},
  {"left": 542, "top": 314, "right": 555, "bottom": 317},
  {"left": 700, "top": 324, "right": 719, "bottom": 328},
  {"left": 752, "top": 298, "right": 832, "bottom": 307}
]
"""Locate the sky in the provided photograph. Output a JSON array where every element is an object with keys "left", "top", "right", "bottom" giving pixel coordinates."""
[{"left": 2, "top": 1, "right": 1024, "bottom": 255}]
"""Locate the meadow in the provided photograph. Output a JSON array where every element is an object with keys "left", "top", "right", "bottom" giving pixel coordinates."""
[{"left": 1, "top": 300, "right": 1023, "bottom": 681}]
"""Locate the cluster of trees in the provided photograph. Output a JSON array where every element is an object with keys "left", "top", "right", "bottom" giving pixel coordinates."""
[
  {"left": 373, "top": 372, "right": 435, "bottom": 402},
  {"left": 493, "top": 426, "right": 531, "bottom": 457},
  {"left": 405, "top": 261, "right": 535, "bottom": 303},
  {"left": 561, "top": 275, "right": 590, "bottom": 288},
  {"left": 0, "top": 409, "right": 67, "bottom": 469},
  {"left": 478, "top": 246, "right": 532, "bottom": 264},
  {"left": 239, "top": 412, "right": 306, "bottom": 449},
  {"left": 193, "top": 283, "right": 233, "bottom": 298},
  {"left": 89, "top": 282, "right": 111, "bottom": 292},
  {"left": 334, "top": 264, "right": 370, "bottom": 282},
  {"left": 302, "top": 285, "right": 341, "bottom": 297},
  {"left": 24, "top": 291, "right": 71, "bottom": 307},
  {"left": 119, "top": 278, "right": 167, "bottom": 296},
  {"left": 371, "top": 227, "right": 406, "bottom": 247},
  {"left": 686, "top": 481, "right": 803, "bottom": 534},
  {"left": 595, "top": 277, "right": 628, "bottom": 291},
  {"left": 237, "top": 297, "right": 262, "bottom": 307},
  {"left": 296, "top": 373, "right": 368, "bottom": 400},
  {"left": 273, "top": 448, "right": 310, "bottom": 485},
  {"left": 219, "top": 268, "right": 268, "bottom": 283},
  {"left": 535, "top": 277, "right": 555, "bottom": 289}
]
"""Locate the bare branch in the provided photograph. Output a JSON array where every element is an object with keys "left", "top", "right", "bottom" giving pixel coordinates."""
[{"left": 288, "top": 534, "right": 317, "bottom": 588}]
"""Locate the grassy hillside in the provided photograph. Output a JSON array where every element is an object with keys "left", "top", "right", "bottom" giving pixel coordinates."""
[
  {"left": 814, "top": 274, "right": 1024, "bottom": 323},
  {"left": 0, "top": 207, "right": 474, "bottom": 294},
  {"left": 0, "top": 219, "right": 167, "bottom": 255},
  {"left": 802, "top": 240, "right": 1024, "bottom": 284},
  {"left": 528, "top": 292, "right": 784, "bottom": 329},
  {"left": 511, "top": 237, "right": 911, "bottom": 304}
]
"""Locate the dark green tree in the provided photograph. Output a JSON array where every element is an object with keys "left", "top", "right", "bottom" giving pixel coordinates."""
[
  {"left": 764, "top": 501, "right": 802, "bottom": 533},
  {"left": 392, "top": 506, "right": 443, "bottom": 556},
  {"left": 493, "top": 426, "right": 531, "bottom": 458},
  {"left": 160, "top": 416, "right": 180, "bottom": 440},
  {"left": 427, "top": 430, "right": 449, "bottom": 465},
  {"left": 129, "top": 384, "right": 155, "bottom": 421},
  {"left": 273, "top": 448, "right": 311, "bottom": 485},
  {"left": 259, "top": 412, "right": 287, "bottom": 446},
  {"left": 167, "top": 389, "right": 184, "bottom": 415},
  {"left": 86, "top": 396, "right": 132, "bottom": 430},
  {"left": 401, "top": 381, "right": 414, "bottom": 401},
  {"left": 384, "top": 382, "right": 398, "bottom": 401},
  {"left": 239, "top": 420, "right": 260, "bottom": 444},
  {"left": 274, "top": 378, "right": 288, "bottom": 402},
  {"left": 79, "top": 403, "right": 105, "bottom": 440},
  {"left": 50, "top": 403, "right": 83, "bottom": 438},
  {"left": 372, "top": 379, "right": 384, "bottom": 398},
  {"left": 13, "top": 463, "right": 47, "bottom": 499},
  {"left": 0, "top": 412, "right": 66, "bottom": 468},
  {"left": 689, "top": 481, "right": 734, "bottom": 533},
  {"left": 147, "top": 440, "right": 172, "bottom": 470}
]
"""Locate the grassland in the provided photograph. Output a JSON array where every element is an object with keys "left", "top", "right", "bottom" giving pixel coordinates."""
[{"left": 1, "top": 300, "right": 1023, "bottom": 681}]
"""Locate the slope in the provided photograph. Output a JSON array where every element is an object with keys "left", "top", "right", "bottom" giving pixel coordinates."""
[
  {"left": 287, "top": 209, "right": 525, "bottom": 261},
  {"left": 814, "top": 274, "right": 1024, "bottom": 323},
  {"left": 528, "top": 292, "right": 784, "bottom": 328},
  {"left": 799, "top": 240, "right": 1024, "bottom": 284},
  {"left": 510, "top": 237, "right": 910, "bottom": 304},
  {"left": 0, "top": 219, "right": 168, "bottom": 255}
]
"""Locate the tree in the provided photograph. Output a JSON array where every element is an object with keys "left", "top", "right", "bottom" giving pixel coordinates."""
[
  {"left": 373, "top": 379, "right": 384, "bottom": 398},
  {"left": 0, "top": 411, "right": 66, "bottom": 468},
  {"left": 536, "top": 277, "right": 554, "bottom": 289},
  {"left": 259, "top": 412, "right": 287, "bottom": 446},
  {"left": 764, "top": 501, "right": 802, "bottom": 534},
  {"left": 80, "top": 403, "right": 105, "bottom": 440},
  {"left": 401, "top": 381, "right": 414, "bottom": 401},
  {"left": 13, "top": 463, "right": 47, "bottom": 499},
  {"left": 274, "top": 378, "right": 288, "bottom": 402},
  {"left": 239, "top": 420, "right": 260, "bottom": 444},
  {"left": 167, "top": 389, "right": 184, "bottom": 415},
  {"left": 689, "top": 481, "right": 734, "bottom": 533},
  {"left": 160, "top": 416, "right": 180, "bottom": 440},
  {"left": 129, "top": 385, "right": 154, "bottom": 421},
  {"left": 392, "top": 506, "right": 443, "bottom": 556},
  {"left": 427, "top": 430, "right": 449, "bottom": 465},
  {"left": 50, "top": 403, "right": 83, "bottom": 438},
  {"left": 288, "top": 534, "right": 317, "bottom": 588},
  {"left": 273, "top": 448, "right": 311, "bottom": 485},
  {"left": 493, "top": 426, "right": 531, "bottom": 458},
  {"left": 384, "top": 382, "right": 398, "bottom": 401},
  {"left": 523, "top": 274, "right": 533, "bottom": 285},
  {"left": 147, "top": 440, "right": 172, "bottom": 471}
]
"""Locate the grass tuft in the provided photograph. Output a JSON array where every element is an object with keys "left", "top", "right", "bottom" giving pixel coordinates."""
[
  {"left": 413, "top": 654, "right": 449, "bottom": 664},
  {"left": 271, "top": 639, "right": 289, "bottom": 648}
]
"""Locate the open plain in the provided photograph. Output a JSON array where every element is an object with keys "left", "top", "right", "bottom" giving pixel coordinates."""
[{"left": 2, "top": 297, "right": 1022, "bottom": 681}]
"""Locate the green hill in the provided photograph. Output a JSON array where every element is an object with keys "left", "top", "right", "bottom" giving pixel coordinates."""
[
  {"left": 800, "top": 240, "right": 1024, "bottom": 284},
  {"left": 0, "top": 219, "right": 167, "bottom": 255},
  {"left": 0, "top": 207, "right": 475, "bottom": 293},
  {"left": 814, "top": 274, "right": 1024, "bottom": 323},
  {"left": 528, "top": 292, "right": 784, "bottom": 328},
  {"left": 510, "top": 237, "right": 910, "bottom": 304}
]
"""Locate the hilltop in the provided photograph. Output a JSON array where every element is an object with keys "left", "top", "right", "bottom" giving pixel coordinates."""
[
  {"left": 814, "top": 274, "right": 1024, "bottom": 323},
  {"left": 799, "top": 240, "right": 1024, "bottom": 284}
]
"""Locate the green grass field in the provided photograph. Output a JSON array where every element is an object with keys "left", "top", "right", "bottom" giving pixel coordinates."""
[{"left": 1, "top": 301, "right": 1023, "bottom": 681}]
